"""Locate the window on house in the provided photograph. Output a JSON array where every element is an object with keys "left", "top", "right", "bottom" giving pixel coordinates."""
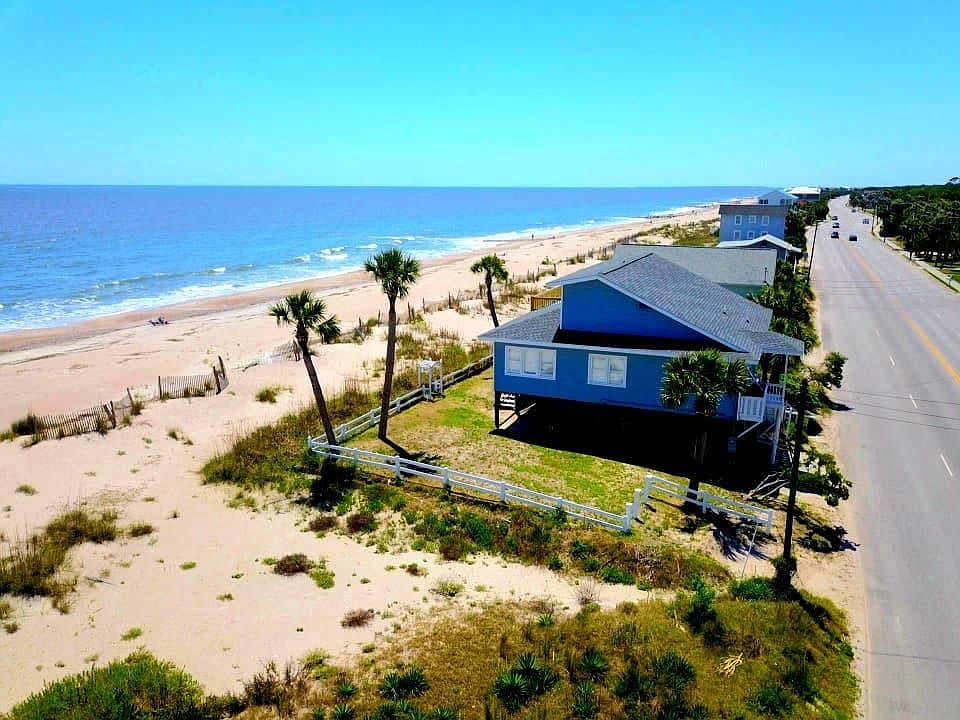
[
  {"left": 759, "top": 198, "right": 768, "bottom": 205},
  {"left": 505, "top": 346, "right": 556, "bottom": 380},
  {"left": 748, "top": 215, "right": 757, "bottom": 224},
  {"left": 746, "top": 231, "right": 755, "bottom": 240},
  {"left": 761, "top": 215, "right": 770, "bottom": 226},
  {"left": 733, "top": 230, "right": 741, "bottom": 240},
  {"left": 588, "top": 354, "right": 627, "bottom": 388},
  {"left": 734, "top": 215, "right": 742, "bottom": 225}
]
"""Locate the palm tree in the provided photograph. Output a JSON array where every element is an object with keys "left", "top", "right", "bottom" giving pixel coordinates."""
[
  {"left": 470, "top": 254, "right": 508, "bottom": 327},
  {"left": 269, "top": 290, "right": 341, "bottom": 445},
  {"left": 660, "top": 348, "right": 751, "bottom": 493},
  {"left": 364, "top": 249, "right": 422, "bottom": 440}
]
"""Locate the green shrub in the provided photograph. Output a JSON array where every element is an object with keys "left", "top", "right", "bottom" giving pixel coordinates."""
[
  {"left": 8, "top": 651, "right": 206, "bottom": 720},
  {"left": 10, "top": 413, "right": 42, "bottom": 437},
  {"left": 599, "top": 565, "right": 634, "bottom": 585},
  {"left": 15, "top": 484, "right": 37, "bottom": 495},
  {"left": 730, "top": 577, "right": 775, "bottom": 601},
  {"left": 310, "top": 560, "right": 336, "bottom": 589},
  {"left": 684, "top": 576, "right": 717, "bottom": 632},
  {"left": 751, "top": 682, "right": 793, "bottom": 716},
  {"left": 274, "top": 553, "right": 314, "bottom": 576},
  {"left": 127, "top": 522, "right": 156, "bottom": 538},
  {"left": 346, "top": 511, "right": 377, "bottom": 534},
  {"left": 336, "top": 678, "right": 358, "bottom": 698}
]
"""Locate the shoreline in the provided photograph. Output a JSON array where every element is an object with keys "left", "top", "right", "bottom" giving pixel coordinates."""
[{"left": 0, "top": 208, "right": 716, "bottom": 355}]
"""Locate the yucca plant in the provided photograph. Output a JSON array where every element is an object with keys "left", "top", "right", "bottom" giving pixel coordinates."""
[
  {"left": 579, "top": 647, "right": 609, "bottom": 682},
  {"left": 336, "top": 678, "right": 358, "bottom": 699},
  {"left": 513, "top": 653, "right": 559, "bottom": 696},
  {"left": 571, "top": 682, "right": 599, "bottom": 720},
  {"left": 430, "top": 707, "right": 459, "bottom": 720},
  {"left": 399, "top": 666, "right": 429, "bottom": 698},
  {"left": 331, "top": 703, "right": 355, "bottom": 720},
  {"left": 492, "top": 670, "right": 530, "bottom": 712},
  {"left": 651, "top": 650, "right": 696, "bottom": 693}
]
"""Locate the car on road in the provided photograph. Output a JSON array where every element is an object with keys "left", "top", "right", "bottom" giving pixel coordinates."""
[
  {"left": 831, "top": 231, "right": 839, "bottom": 238},
  {"left": 831, "top": 215, "right": 838, "bottom": 220},
  {"left": 848, "top": 234, "right": 858, "bottom": 242},
  {"left": 832, "top": 222, "right": 840, "bottom": 228}
]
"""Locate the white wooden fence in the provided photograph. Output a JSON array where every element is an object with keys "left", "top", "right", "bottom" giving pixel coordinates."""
[
  {"left": 307, "top": 440, "right": 638, "bottom": 533},
  {"left": 637, "top": 473, "right": 773, "bottom": 531},
  {"left": 321, "top": 355, "right": 493, "bottom": 444}
]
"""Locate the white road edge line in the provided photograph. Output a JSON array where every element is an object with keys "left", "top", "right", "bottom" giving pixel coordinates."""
[
  {"left": 889, "top": 355, "right": 896, "bottom": 367},
  {"left": 909, "top": 394, "right": 918, "bottom": 408},
  {"left": 941, "top": 454, "right": 954, "bottom": 478}
]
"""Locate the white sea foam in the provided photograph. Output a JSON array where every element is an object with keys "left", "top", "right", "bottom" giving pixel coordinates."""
[
  {"left": 358, "top": 243, "right": 378, "bottom": 249},
  {"left": 319, "top": 251, "right": 348, "bottom": 261},
  {"left": 210, "top": 266, "right": 227, "bottom": 274}
]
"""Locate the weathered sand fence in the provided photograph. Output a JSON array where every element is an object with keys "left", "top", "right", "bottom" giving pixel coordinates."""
[{"left": 23, "top": 357, "right": 229, "bottom": 442}]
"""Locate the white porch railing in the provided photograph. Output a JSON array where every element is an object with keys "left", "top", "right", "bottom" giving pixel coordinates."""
[
  {"left": 321, "top": 355, "right": 492, "bottom": 444},
  {"left": 764, "top": 383, "right": 785, "bottom": 404},
  {"left": 737, "top": 382, "right": 786, "bottom": 423},
  {"left": 737, "top": 395, "right": 765, "bottom": 422}
]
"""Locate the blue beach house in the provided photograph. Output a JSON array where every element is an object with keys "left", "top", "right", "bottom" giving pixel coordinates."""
[
  {"left": 478, "top": 252, "right": 803, "bottom": 462},
  {"left": 719, "top": 202, "right": 789, "bottom": 243}
]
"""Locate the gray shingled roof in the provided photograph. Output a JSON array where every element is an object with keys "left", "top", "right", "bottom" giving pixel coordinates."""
[
  {"left": 546, "top": 245, "right": 777, "bottom": 289},
  {"left": 599, "top": 254, "right": 774, "bottom": 354},
  {"left": 479, "top": 253, "right": 803, "bottom": 357},
  {"left": 478, "top": 302, "right": 561, "bottom": 343}
]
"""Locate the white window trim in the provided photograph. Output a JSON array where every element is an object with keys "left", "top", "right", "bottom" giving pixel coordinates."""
[
  {"left": 761, "top": 215, "right": 770, "bottom": 226},
  {"left": 748, "top": 214, "right": 757, "bottom": 224},
  {"left": 746, "top": 230, "right": 755, "bottom": 240},
  {"left": 734, "top": 214, "right": 742, "bottom": 225},
  {"left": 733, "top": 230, "right": 741, "bottom": 240},
  {"left": 505, "top": 346, "right": 556, "bottom": 380},
  {"left": 587, "top": 353, "right": 627, "bottom": 388}
]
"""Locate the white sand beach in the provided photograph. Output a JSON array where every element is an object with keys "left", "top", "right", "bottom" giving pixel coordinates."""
[{"left": 0, "top": 207, "right": 723, "bottom": 706}]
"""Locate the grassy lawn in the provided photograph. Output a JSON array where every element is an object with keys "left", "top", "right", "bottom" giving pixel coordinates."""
[{"left": 351, "top": 369, "right": 687, "bottom": 516}]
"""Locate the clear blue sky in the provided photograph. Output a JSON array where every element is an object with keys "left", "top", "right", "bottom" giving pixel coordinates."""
[{"left": 1, "top": 0, "right": 957, "bottom": 187}]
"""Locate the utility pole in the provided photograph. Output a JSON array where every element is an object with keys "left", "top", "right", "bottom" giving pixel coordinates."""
[
  {"left": 777, "top": 378, "right": 808, "bottom": 590},
  {"left": 807, "top": 221, "right": 821, "bottom": 277}
]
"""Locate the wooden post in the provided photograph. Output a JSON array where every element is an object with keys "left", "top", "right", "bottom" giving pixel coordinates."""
[
  {"left": 499, "top": 481, "right": 507, "bottom": 503},
  {"left": 127, "top": 388, "right": 134, "bottom": 407},
  {"left": 218, "top": 356, "right": 227, "bottom": 387},
  {"left": 109, "top": 401, "right": 117, "bottom": 428},
  {"left": 158, "top": 376, "right": 163, "bottom": 398},
  {"left": 213, "top": 367, "right": 222, "bottom": 394},
  {"left": 622, "top": 504, "right": 632, "bottom": 533}
]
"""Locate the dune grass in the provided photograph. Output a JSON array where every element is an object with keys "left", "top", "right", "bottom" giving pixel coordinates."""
[
  {"left": 0, "top": 508, "right": 119, "bottom": 603},
  {"left": 201, "top": 341, "right": 487, "bottom": 492}
]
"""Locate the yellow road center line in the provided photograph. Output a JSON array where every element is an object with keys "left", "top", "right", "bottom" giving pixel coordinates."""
[{"left": 847, "top": 248, "right": 960, "bottom": 386}]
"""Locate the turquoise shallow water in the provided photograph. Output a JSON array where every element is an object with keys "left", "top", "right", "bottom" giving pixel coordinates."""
[{"left": 0, "top": 185, "right": 770, "bottom": 331}]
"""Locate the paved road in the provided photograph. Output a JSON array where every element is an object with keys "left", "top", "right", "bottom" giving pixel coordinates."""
[{"left": 813, "top": 198, "right": 960, "bottom": 719}]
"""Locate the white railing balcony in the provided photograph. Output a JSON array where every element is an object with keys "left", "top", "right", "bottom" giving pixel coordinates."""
[
  {"left": 737, "top": 394, "right": 766, "bottom": 423},
  {"left": 764, "top": 383, "right": 785, "bottom": 405}
]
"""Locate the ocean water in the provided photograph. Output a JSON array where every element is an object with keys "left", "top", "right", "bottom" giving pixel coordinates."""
[{"left": 0, "top": 186, "right": 770, "bottom": 332}]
